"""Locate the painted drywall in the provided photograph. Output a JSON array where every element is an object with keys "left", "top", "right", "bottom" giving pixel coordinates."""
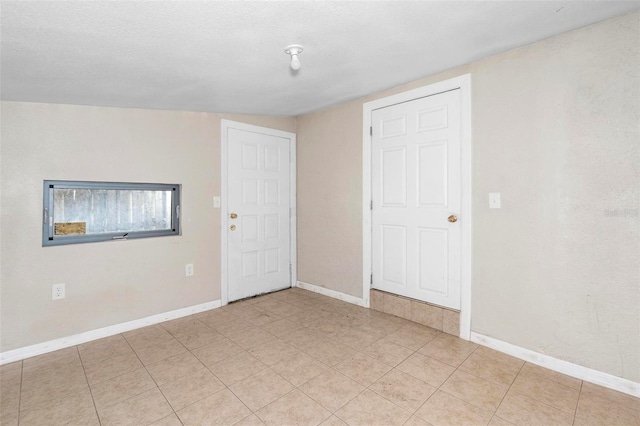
[
  {"left": 296, "top": 12, "right": 639, "bottom": 382},
  {"left": 0, "top": 102, "right": 295, "bottom": 351}
]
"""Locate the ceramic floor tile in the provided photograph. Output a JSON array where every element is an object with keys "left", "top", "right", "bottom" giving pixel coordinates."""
[
  {"left": 415, "top": 390, "right": 494, "bottom": 426},
  {"left": 369, "top": 368, "right": 437, "bottom": 413},
  {"left": 303, "top": 339, "right": 357, "bottom": 366},
  {"left": 22, "top": 346, "right": 79, "bottom": 369},
  {"left": 404, "top": 416, "right": 435, "bottom": 426},
  {"left": 384, "top": 324, "right": 440, "bottom": 351},
  {"left": 176, "top": 328, "right": 226, "bottom": 350},
  {"left": 83, "top": 351, "right": 143, "bottom": 386},
  {"left": 123, "top": 325, "right": 173, "bottom": 351},
  {"left": 362, "top": 338, "right": 414, "bottom": 367},
  {"left": 270, "top": 351, "right": 328, "bottom": 386},
  {"left": 159, "top": 367, "right": 225, "bottom": 410},
  {"left": 259, "top": 318, "right": 303, "bottom": 337},
  {"left": 18, "top": 387, "right": 96, "bottom": 426},
  {"left": 574, "top": 394, "right": 640, "bottom": 426},
  {"left": 396, "top": 352, "right": 455, "bottom": 387},
  {"left": 177, "top": 389, "right": 251, "bottom": 426},
  {"left": 247, "top": 338, "right": 302, "bottom": 366},
  {"left": 518, "top": 362, "right": 582, "bottom": 390},
  {"left": 319, "top": 415, "right": 349, "bottom": 426},
  {"left": 191, "top": 338, "right": 244, "bottom": 367},
  {"left": 97, "top": 387, "right": 172, "bottom": 426},
  {"left": 440, "top": 369, "right": 509, "bottom": 411},
  {"left": 459, "top": 352, "right": 522, "bottom": 386},
  {"left": 418, "top": 333, "right": 477, "bottom": 367},
  {"left": 228, "top": 368, "right": 295, "bottom": 411},
  {"left": 299, "top": 369, "right": 365, "bottom": 413},
  {"left": 209, "top": 351, "right": 267, "bottom": 385},
  {"left": 335, "top": 352, "right": 392, "bottom": 386},
  {"left": 91, "top": 367, "right": 156, "bottom": 412},
  {"left": 256, "top": 389, "right": 331, "bottom": 426},
  {"left": 234, "top": 414, "right": 267, "bottom": 425},
  {"left": 336, "top": 389, "right": 412, "bottom": 426},
  {"left": 227, "top": 326, "right": 276, "bottom": 350},
  {"left": 132, "top": 337, "right": 188, "bottom": 365},
  {"left": 146, "top": 351, "right": 205, "bottom": 385},
  {"left": 78, "top": 335, "right": 133, "bottom": 366},
  {"left": 161, "top": 316, "right": 210, "bottom": 337},
  {"left": 579, "top": 381, "right": 640, "bottom": 412},
  {"left": 487, "top": 416, "right": 516, "bottom": 426},
  {"left": 509, "top": 372, "right": 579, "bottom": 413},
  {"left": 495, "top": 390, "right": 574, "bottom": 426},
  {"left": 150, "top": 413, "right": 183, "bottom": 426}
]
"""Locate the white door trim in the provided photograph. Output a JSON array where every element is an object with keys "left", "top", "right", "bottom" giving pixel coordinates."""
[
  {"left": 221, "top": 120, "right": 297, "bottom": 306},
  {"left": 362, "top": 74, "right": 472, "bottom": 340}
]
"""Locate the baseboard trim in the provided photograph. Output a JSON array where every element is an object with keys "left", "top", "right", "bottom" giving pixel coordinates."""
[
  {"left": 0, "top": 299, "right": 221, "bottom": 365},
  {"left": 470, "top": 332, "right": 640, "bottom": 398},
  {"left": 296, "top": 281, "right": 368, "bottom": 308}
]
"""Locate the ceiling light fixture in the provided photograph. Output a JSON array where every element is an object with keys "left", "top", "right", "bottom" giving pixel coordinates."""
[{"left": 284, "top": 44, "right": 303, "bottom": 71}]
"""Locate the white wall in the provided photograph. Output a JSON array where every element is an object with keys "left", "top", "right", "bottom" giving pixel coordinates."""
[
  {"left": 0, "top": 102, "right": 295, "bottom": 351},
  {"left": 295, "top": 12, "right": 639, "bottom": 382}
]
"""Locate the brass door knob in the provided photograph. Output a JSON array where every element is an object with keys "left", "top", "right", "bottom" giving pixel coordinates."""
[
  {"left": 230, "top": 213, "right": 238, "bottom": 219},
  {"left": 230, "top": 225, "right": 236, "bottom": 231},
  {"left": 447, "top": 215, "right": 458, "bottom": 223}
]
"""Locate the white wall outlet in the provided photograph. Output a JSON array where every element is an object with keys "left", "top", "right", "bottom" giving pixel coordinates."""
[
  {"left": 52, "top": 283, "right": 65, "bottom": 300},
  {"left": 185, "top": 263, "right": 194, "bottom": 277},
  {"left": 489, "top": 192, "right": 501, "bottom": 209},
  {"left": 213, "top": 196, "right": 221, "bottom": 208}
]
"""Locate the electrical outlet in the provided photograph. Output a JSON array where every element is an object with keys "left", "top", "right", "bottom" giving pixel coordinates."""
[
  {"left": 52, "top": 283, "right": 65, "bottom": 300},
  {"left": 185, "top": 263, "right": 194, "bottom": 277}
]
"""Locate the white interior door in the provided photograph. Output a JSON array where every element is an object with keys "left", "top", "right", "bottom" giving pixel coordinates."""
[
  {"left": 372, "top": 89, "right": 461, "bottom": 310},
  {"left": 226, "top": 125, "right": 293, "bottom": 302}
]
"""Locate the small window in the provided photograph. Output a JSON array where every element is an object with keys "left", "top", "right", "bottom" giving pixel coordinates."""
[{"left": 43, "top": 180, "right": 181, "bottom": 246}]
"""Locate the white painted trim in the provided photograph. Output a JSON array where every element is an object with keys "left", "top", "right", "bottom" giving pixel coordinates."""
[
  {"left": 220, "top": 120, "right": 297, "bottom": 306},
  {"left": 362, "top": 74, "right": 473, "bottom": 339},
  {"left": 296, "top": 281, "right": 368, "bottom": 308},
  {"left": 0, "top": 300, "right": 221, "bottom": 365},
  {"left": 471, "top": 332, "right": 640, "bottom": 398}
]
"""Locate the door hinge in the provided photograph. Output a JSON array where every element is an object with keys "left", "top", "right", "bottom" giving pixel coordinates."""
[
  {"left": 370, "top": 126, "right": 373, "bottom": 136},
  {"left": 370, "top": 200, "right": 373, "bottom": 210},
  {"left": 370, "top": 273, "right": 373, "bottom": 284}
]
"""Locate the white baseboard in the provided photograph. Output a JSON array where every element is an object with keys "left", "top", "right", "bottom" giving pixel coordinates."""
[
  {"left": 470, "top": 332, "right": 640, "bottom": 398},
  {"left": 0, "top": 300, "right": 221, "bottom": 365},
  {"left": 296, "top": 281, "right": 368, "bottom": 308}
]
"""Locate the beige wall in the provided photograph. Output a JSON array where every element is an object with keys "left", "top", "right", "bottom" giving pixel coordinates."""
[
  {"left": 296, "top": 12, "right": 639, "bottom": 382},
  {"left": 0, "top": 102, "right": 295, "bottom": 351}
]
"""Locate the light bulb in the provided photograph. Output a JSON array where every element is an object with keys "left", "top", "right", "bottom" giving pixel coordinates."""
[{"left": 290, "top": 54, "right": 301, "bottom": 71}]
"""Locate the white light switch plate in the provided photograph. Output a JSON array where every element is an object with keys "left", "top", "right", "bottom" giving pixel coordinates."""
[
  {"left": 489, "top": 192, "right": 501, "bottom": 209},
  {"left": 213, "top": 196, "right": 221, "bottom": 208}
]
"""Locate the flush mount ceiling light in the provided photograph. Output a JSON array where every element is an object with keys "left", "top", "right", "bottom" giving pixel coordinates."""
[{"left": 284, "top": 44, "right": 303, "bottom": 71}]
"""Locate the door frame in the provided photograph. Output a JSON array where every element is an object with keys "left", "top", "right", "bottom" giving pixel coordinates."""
[
  {"left": 221, "top": 120, "right": 297, "bottom": 306},
  {"left": 362, "top": 74, "right": 472, "bottom": 339}
]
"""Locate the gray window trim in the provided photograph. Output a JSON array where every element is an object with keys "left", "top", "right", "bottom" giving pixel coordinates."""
[{"left": 43, "top": 180, "right": 181, "bottom": 247}]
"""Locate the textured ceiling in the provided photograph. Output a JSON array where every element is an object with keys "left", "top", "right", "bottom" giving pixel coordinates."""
[{"left": 1, "top": 1, "right": 638, "bottom": 117}]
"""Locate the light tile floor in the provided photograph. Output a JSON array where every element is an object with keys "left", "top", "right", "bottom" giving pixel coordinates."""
[{"left": 1, "top": 288, "right": 639, "bottom": 426}]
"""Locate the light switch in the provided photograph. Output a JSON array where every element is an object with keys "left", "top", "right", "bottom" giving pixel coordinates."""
[
  {"left": 489, "top": 193, "right": 501, "bottom": 209},
  {"left": 213, "top": 196, "right": 221, "bottom": 208}
]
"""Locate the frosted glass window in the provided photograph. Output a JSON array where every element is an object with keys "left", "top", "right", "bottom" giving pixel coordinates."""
[{"left": 43, "top": 180, "right": 180, "bottom": 246}]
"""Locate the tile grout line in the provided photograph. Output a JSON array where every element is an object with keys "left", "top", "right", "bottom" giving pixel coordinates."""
[
  {"left": 75, "top": 344, "right": 102, "bottom": 426},
  {"left": 16, "top": 360, "right": 24, "bottom": 426}
]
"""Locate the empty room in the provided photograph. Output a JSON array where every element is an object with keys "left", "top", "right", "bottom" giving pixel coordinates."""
[{"left": 0, "top": 1, "right": 638, "bottom": 425}]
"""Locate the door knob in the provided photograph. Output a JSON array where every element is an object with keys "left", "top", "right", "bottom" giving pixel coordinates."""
[
  {"left": 447, "top": 215, "right": 458, "bottom": 223},
  {"left": 230, "top": 213, "right": 237, "bottom": 219},
  {"left": 230, "top": 225, "right": 236, "bottom": 231}
]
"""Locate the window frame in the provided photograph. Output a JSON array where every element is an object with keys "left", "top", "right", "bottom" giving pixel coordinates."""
[{"left": 42, "top": 180, "right": 181, "bottom": 247}]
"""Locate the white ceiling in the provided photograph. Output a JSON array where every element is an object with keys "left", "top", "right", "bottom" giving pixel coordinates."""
[{"left": 1, "top": 1, "right": 638, "bottom": 117}]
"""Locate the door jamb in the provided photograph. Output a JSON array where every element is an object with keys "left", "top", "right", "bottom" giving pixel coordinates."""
[
  {"left": 362, "top": 74, "right": 472, "bottom": 340},
  {"left": 221, "top": 120, "right": 297, "bottom": 306}
]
